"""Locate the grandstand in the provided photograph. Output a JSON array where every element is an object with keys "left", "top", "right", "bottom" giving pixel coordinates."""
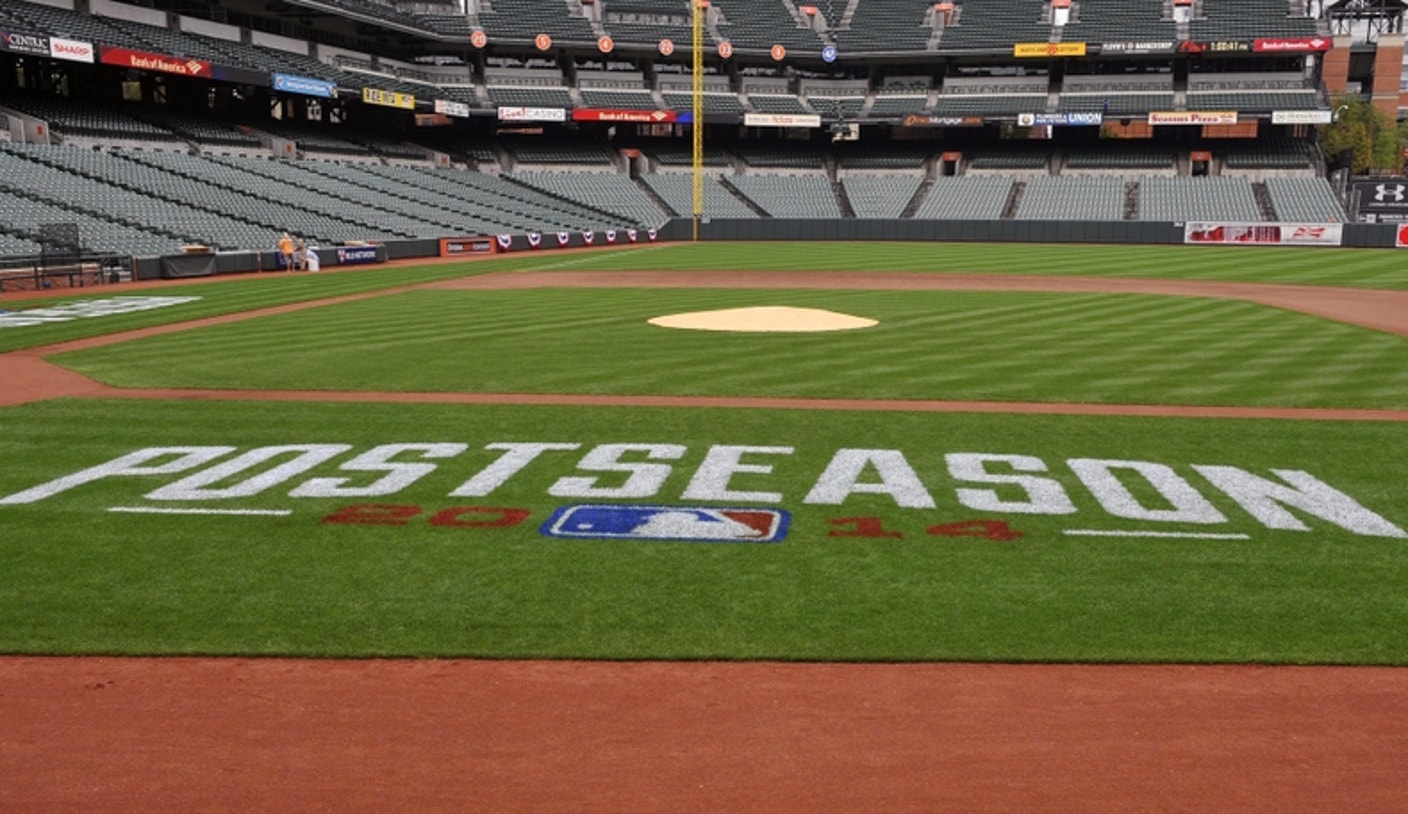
[{"left": 0, "top": 0, "right": 1362, "bottom": 266}]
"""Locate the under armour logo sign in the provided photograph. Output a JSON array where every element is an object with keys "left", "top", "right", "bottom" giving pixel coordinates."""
[{"left": 1374, "top": 184, "right": 1406, "bottom": 202}]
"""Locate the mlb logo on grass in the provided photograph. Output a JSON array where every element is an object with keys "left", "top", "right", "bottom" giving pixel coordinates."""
[{"left": 542, "top": 505, "right": 790, "bottom": 544}]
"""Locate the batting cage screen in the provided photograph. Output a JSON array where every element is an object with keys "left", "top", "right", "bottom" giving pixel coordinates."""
[{"left": 39, "top": 223, "right": 82, "bottom": 270}]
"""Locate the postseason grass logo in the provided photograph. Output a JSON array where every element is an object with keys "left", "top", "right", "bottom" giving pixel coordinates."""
[
  {"left": 0, "top": 296, "right": 200, "bottom": 328},
  {"left": 1, "top": 441, "right": 1404, "bottom": 543}
]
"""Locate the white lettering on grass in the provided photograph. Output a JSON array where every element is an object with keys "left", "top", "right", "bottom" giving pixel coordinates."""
[
  {"left": 804, "top": 449, "right": 936, "bottom": 508},
  {"left": 683, "top": 445, "right": 794, "bottom": 503},
  {"left": 0, "top": 297, "right": 201, "bottom": 329},
  {"left": 947, "top": 453, "right": 1076, "bottom": 515},
  {"left": 449, "top": 442, "right": 581, "bottom": 497},
  {"left": 549, "top": 443, "right": 685, "bottom": 498},
  {"left": 290, "top": 443, "right": 468, "bottom": 498},
  {"left": 0, "top": 447, "right": 235, "bottom": 504},
  {"left": 1193, "top": 465, "right": 1408, "bottom": 539},
  {"left": 145, "top": 445, "right": 351, "bottom": 500},
  {"left": 1068, "top": 459, "right": 1227, "bottom": 524}
]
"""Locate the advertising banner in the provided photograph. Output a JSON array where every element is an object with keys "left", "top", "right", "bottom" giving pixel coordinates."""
[
  {"left": 902, "top": 114, "right": 983, "bottom": 127},
  {"left": 335, "top": 246, "right": 382, "bottom": 265},
  {"left": 100, "top": 46, "right": 211, "bottom": 78},
  {"left": 1018, "top": 112, "right": 1103, "bottom": 127},
  {"left": 744, "top": 113, "right": 821, "bottom": 128},
  {"left": 1350, "top": 180, "right": 1408, "bottom": 223},
  {"left": 274, "top": 73, "right": 336, "bottom": 98},
  {"left": 440, "top": 237, "right": 494, "bottom": 256},
  {"left": 1396, "top": 224, "right": 1408, "bottom": 248},
  {"left": 1254, "top": 37, "right": 1331, "bottom": 53},
  {"left": 361, "top": 87, "right": 415, "bottom": 109},
  {"left": 497, "top": 106, "right": 567, "bottom": 123},
  {"left": 1271, "top": 110, "right": 1333, "bottom": 125},
  {"left": 434, "top": 99, "right": 471, "bottom": 118},
  {"left": 1014, "top": 42, "right": 1087, "bottom": 58},
  {"left": 1, "top": 30, "right": 50, "bottom": 57},
  {"left": 1098, "top": 41, "right": 1174, "bottom": 55},
  {"left": 1184, "top": 222, "right": 1342, "bottom": 246},
  {"left": 572, "top": 109, "right": 677, "bottom": 123},
  {"left": 49, "top": 37, "right": 94, "bottom": 63},
  {"left": 1149, "top": 110, "right": 1238, "bottom": 126}
]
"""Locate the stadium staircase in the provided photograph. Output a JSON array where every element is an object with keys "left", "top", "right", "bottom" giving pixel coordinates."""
[
  {"left": 1252, "top": 182, "right": 1279, "bottom": 222},
  {"left": 900, "top": 178, "right": 934, "bottom": 219},
  {"left": 501, "top": 175, "right": 648, "bottom": 226},
  {"left": 1124, "top": 181, "right": 1141, "bottom": 220},
  {"left": 634, "top": 177, "right": 679, "bottom": 218},
  {"left": 838, "top": 0, "right": 861, "bottom": 29},
  {"left": 718, "top": 177, "right": 772, "bottom": 217},
  {"left": 1001, "top": 182, "right": 1025, "bottom": 220},
  {"left": 832, "top": 179, "right": 856, "bottom": 218}
]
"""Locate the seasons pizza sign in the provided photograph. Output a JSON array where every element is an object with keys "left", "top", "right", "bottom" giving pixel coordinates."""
[{"left": 2, "top": 442, "right": 1403, "bottom": 543}]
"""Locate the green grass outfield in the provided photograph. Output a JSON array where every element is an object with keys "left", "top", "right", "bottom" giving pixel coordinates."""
[
  {"left": 54, "top": 288, "right": 1408, "bottom": 408},
  {"left": 2, "top": 241, "right": 1407, "bottom": 664}
]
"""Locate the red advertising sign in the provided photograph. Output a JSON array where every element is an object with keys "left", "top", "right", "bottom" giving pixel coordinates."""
[
  {"left": 572, "top": 109, "right": 678, "bottom": 123},
  {"left": 470, "top": 30, "right": 487, "bottom": 48},
  {"left": 534, "top": 33, "right": 552, "bottom": 51},
  {"left": 658, "top": 38, "right": 674, "bottom": 56},
  {"left": 598, "top": 36, "right": 614, "bottom": 53},
  {"left": 100, "top": 46, "right": 210, "bottom": 77},
  {"left": 1185, "top": 222, "right": 1342, "bottom": 246},
  {"left": 1253, "top": 37, "right": 1331, "bottom": 53},
  {"left": 770, "top": 44, "right": 787, "bottom": 61},
  {"left": 440, "top": 236, "right": 495, "bottom": 256},
  {"left": 718, "top": 41, "right": 733, "bottom": 58}
]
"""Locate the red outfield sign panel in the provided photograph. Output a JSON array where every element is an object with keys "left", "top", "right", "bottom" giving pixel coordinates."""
[
  {"left": 1184, "top": 222, "right": 1343, "bottom": 247},
  {"left": 1253, "top": 37, "right": 1331, "bottom": 53},
  {"left": 572, "top": 108, "right": 677, "bottom": 123},
  {"left": 100, "top": 46, "right": 210, "bottom": 77}
]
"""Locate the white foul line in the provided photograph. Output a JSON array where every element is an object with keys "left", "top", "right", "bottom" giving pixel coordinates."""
[
  {"left": 1063, "top": 529, "right": 1251, "bottom": 540},
  {"left": 108, "top": 506, "right": 293, "bottom": 517}
]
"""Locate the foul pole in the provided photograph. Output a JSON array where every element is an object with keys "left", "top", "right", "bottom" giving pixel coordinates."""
[{"left": 692, "top": 0, "right": 703, "bottom": 241}]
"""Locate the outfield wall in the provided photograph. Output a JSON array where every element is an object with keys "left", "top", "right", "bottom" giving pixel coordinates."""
[
  {"left": 123, "top": 221, "right": 1402, "bottom": 281},
  {"left": 661, "top": 219, "right": 1400, "bottom": 248}
]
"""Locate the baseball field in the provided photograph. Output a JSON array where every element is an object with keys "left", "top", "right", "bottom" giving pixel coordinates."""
[{"left": 2, "top": 240, "right": 1406, "bottom": 811}]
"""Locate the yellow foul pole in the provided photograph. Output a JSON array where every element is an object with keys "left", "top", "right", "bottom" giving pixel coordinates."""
[{"left": 692, "top": 0, "right": 703, "bottom": 241}]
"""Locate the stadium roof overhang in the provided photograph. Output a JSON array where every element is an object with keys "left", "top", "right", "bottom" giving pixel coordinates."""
[{"left": 1324, "top": 0, "right": 1408, "bottom": 17}]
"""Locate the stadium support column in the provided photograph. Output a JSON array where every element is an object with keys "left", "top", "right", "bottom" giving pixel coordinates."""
[
  {"left": 1321, "top": 35, "right": 1353, "bottom": 98},
  {"left": 692, "top": 0, "right": 704, "bottom": 241},
  {"left": 1372, "top": 34, "right": 1404, "bottom": 122}
]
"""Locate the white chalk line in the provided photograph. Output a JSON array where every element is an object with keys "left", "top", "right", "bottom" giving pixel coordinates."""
[
  {"left": 1063, "top": 529, "right": 1251, "bottom": 540},
  {"left": 108, "top": 506, "right": 293, "bottom": 517}
]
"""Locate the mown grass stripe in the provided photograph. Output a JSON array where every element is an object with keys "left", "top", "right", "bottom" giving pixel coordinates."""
[{"left": 53, "top": 287, "right": 1408, "bottom": 409}]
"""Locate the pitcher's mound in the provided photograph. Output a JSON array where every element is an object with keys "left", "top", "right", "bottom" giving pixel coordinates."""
[{"left": 649, "top": 306, "right": 877, "bottom": 333}]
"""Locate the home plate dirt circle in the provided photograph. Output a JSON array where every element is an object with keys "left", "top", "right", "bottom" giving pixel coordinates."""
[{"left": 648, "top": 305, "right": 878, "bottom": 332}]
